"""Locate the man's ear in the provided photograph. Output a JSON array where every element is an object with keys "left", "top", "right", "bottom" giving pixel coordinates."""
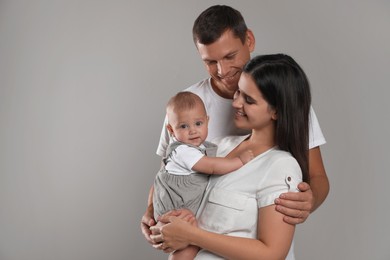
[
  {"left": 246, "top": 29, "right": 256, "bottom": 53},
  {"left": 166, "top": 124, "right": 175, "bottom": 137}
]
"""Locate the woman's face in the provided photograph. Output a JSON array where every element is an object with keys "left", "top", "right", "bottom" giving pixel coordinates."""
[{"left": 232, "top": 72, "right": 276, "bottom": 131}]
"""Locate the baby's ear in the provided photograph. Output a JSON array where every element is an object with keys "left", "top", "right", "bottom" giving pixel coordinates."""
[{"left": 166, "top": 124, "right": 174, "bottom": 136}]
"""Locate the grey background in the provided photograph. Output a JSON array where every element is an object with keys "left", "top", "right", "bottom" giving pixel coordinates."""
[{"left": 0, "top": 0, "right": 389, "bottom": 259}]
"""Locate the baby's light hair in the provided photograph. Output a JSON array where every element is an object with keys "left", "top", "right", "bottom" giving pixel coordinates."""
[{"left": 166, "top": 91, "right": 206, "bottom": 115}]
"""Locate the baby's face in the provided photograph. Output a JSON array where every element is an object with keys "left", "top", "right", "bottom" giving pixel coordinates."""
[{"left": 167, "top": 104, "right": 208, "bottom": 147}]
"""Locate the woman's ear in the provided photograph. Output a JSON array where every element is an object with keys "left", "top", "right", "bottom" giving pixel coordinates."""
[{"left": 271, "top": 110, "right": 277, "bottom": 120}]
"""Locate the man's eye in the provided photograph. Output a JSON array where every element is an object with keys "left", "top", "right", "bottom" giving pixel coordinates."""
[
  {"left": 226, "top": 55, "right": 235, "bottom": 60},
  {"left": 205, "top": 61, "right": 216, "bottom": 65}
]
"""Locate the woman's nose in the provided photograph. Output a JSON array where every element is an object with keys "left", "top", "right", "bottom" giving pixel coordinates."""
[{"left": 232, "top": 96, "right": 242, "bottom": 108}]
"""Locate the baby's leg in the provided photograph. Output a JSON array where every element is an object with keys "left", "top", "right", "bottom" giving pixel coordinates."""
[{"left": 169, "top": 245, "right": 200, "bottom": 260}]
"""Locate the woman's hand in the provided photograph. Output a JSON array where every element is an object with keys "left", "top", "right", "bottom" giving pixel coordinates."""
[
  {"left": 274, "top": 182, "right": 313, "bottom": 224},
  {"left": 150, "top": 209, "right": 197, "bottom": 252}
]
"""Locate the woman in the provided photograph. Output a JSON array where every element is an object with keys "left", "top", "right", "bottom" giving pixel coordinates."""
[{"left": 151, "top": 54, "right": 311, "bottom": 260}]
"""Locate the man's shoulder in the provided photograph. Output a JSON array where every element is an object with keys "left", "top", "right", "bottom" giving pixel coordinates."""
[{"left": 184, "top": 78, "right": 211, "bottom": 93}]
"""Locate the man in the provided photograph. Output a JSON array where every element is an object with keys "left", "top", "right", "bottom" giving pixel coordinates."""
[{"left": 141, "top": 5, "right": 329, "bottom": 245}]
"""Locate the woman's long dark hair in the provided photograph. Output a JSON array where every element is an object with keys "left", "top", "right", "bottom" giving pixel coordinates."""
[{"left": 243, "top": 54, "right": 311, "bottom": 182}]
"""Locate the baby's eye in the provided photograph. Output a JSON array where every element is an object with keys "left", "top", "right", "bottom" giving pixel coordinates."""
[
  {"left": 195, "top": 121, "right": 203, "bottom": 126},
  {"left": 179, "top": 124, "right": 189, "bottom": 129}
]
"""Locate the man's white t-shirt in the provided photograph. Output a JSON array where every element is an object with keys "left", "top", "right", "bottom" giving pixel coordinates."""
[{"left": 156, "top": 78, "right": 326, "bottom": 157}]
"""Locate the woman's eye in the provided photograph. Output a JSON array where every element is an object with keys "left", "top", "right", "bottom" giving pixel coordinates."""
[{"left": 245, "top": 96, "right": 255, "bottom": 104}]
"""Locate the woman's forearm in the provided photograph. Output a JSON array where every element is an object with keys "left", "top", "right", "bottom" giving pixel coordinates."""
[
  {"left": 188, "top": 227, "right": 291, "bottom": 260},
  {"left": 185, "top": 206, "right": 294, "bottom": 260}
]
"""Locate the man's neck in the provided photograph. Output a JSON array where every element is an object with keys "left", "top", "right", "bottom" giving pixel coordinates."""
[{"left": 210, "top": 78, "right": 236, "bottom": 99}]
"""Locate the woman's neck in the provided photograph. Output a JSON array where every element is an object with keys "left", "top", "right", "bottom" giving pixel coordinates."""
[
  {"left": 244, "top": 130, "right": 275, "bottom": 156},
  {"left": 227, "top": 130, "right": 275, "bottom": 158},
  {"left": 247, "top": 129, "right": 275, "bottom": 147}
]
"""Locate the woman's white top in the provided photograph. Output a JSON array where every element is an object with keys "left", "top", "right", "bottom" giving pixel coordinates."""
[{"left": 195, "top": 135, "right": 301, "bottom": 260}]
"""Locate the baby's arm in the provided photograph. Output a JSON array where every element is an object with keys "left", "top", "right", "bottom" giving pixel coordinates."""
[{"left": 192, "top": 150, "right": 253, "bottom": 175}]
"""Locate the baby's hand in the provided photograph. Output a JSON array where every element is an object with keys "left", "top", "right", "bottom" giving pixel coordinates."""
[{"left": 239, "top": 150, "right": 254, "bottom": 164}]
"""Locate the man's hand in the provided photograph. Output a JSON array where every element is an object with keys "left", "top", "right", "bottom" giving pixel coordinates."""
[
  {"left": 140, "top": 204, "right": 157, "bottom": 245},
  {"left": 274, "top": 182, "right": 314, "bottom": 224}
]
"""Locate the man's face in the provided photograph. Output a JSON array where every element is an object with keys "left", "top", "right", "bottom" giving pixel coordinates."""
[{"left": 196, "top": 29, "right": 255, "bottom": 97}]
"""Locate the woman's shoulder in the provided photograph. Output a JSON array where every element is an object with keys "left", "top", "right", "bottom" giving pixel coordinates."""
[
  {"left": 264, "top": 149, "right": 302, "bottom": 176},
  {"left": 266, "top": 149, "right": 298, "bottom": 164}
]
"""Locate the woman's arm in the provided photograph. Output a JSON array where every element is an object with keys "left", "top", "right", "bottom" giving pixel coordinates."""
[{"left": 157, "top": 205, "right": 295, "bottom": 260}]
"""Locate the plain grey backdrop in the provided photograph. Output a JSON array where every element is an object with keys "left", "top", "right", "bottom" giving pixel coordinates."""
[{"left": 1, "top": 0, "right": 389, "bottom": 259}]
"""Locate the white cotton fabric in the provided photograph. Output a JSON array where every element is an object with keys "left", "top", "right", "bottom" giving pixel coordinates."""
[
  {"left": 165, "top": 144, "right": 206, "bottom": 175},
  {"left": 194, "top": 135, "right": 301, "bottom": 260}
]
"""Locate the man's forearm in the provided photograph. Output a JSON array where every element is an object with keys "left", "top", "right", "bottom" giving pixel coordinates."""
[
  {"left": 310, "top": 174, "right": 329, "bottom": 212},
  {"left": 308, "top": 147, "right": 329, "bottom": 212},
  {"left": 147, "top": 185, "right": 154, "bottom": 209}
]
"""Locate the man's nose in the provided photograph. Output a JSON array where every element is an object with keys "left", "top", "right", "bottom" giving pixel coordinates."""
[{"left": 217, "top": 61, "right": 228, "bottom": 77}]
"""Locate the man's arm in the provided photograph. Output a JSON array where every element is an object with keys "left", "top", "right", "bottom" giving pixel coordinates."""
[
  {"left": 274, "top": 146, "right": 329, "bottom": 224},
  {"left": 307, "top": 146, "right": 329, "bottom": 211},
  {"left": 140, "top": 185, "right": 157, "bottom": 245},
  {"left": 142, "top": 115, "right": 170, "bottom": 244}
]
